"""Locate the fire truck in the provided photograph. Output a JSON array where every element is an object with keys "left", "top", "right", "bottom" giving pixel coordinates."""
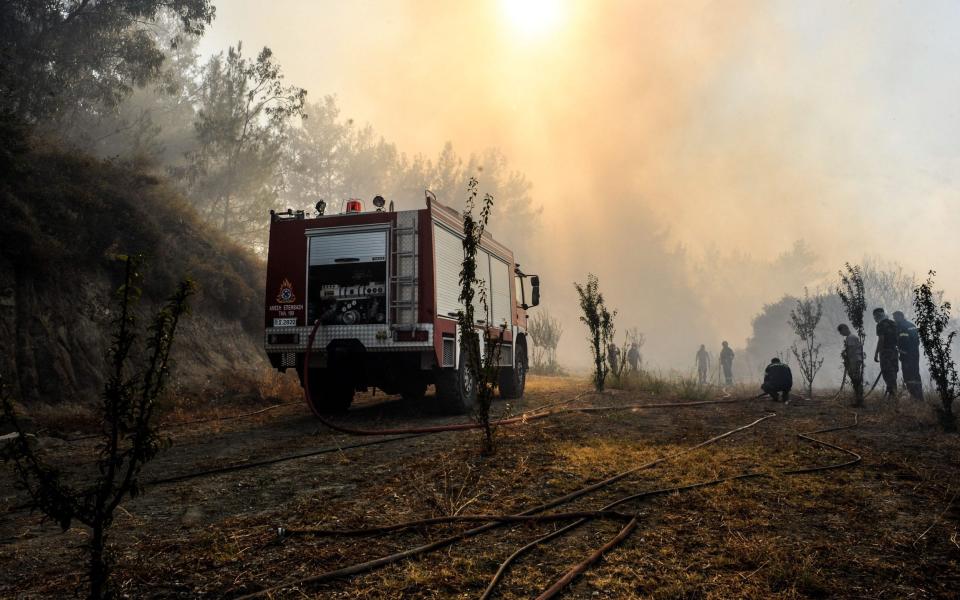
[{"left": 263, "top": 194, "right": 540, "bottom": 414}]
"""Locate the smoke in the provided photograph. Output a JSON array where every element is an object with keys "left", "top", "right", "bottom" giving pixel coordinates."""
[{"left": 200, "top": 1, "right": 960, "bottom": 369}]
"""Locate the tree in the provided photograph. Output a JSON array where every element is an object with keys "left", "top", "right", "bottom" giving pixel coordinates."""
[
  {"left": 176, "top": 43, "right": 306, "bottom": 247},
  {"left": 913, "top": 271, "right": 957, "bottom": 432},
  {"left": 0, "top": 0, "right": 215, "bottom": 124},
  {"left": 790, "top": 289, "right": 825, "bottom": 400},
  {"left": 575, "top": 274, "right": 616, "bottom": 392},
  {"left": 63, "top": 14, "right": 205, "bottom": 163},
  {"left": 837, "top": 263, "right": 867, "bottom": 404},
  {"left": 457, "top": 177, "right": 498, "bottom": 454},
  {"left": 283, "top": 96, "right": 403, "bottom": 215},
  {"left": 0, "top": 256, "right": 194, "bottom": 599},
  {"left": 528, "top": 310, "right": 563, "bottom": 374}
]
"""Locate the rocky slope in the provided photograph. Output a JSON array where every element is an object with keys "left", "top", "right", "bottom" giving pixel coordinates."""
[{"left": 0, "top": 122, "right": 268, "bottom": 405}]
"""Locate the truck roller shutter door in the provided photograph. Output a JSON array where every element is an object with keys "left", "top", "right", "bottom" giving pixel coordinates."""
[
  {"left": 490, "top": 255, "right": 511, "bottom": 327},
  {"left": 309, "top": 231, "right": 387, "bottom": 266},
  {"left": 434, "top": 223, "right": 464, "bottom": 318},
  {"left": 474, "top": 249, "right": 492, "bottom": 324}
]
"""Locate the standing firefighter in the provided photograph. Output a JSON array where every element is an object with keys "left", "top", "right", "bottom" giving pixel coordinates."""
[
  {"left": 873, "top": 308, "right": 899, "bottom": 397},
  {"left": 893, "top": 310, "right": 924, "bottom": 400},
  {"left": 719, "top": 341, "right": 735, "bottom": 385},
  {"left": 837, "top": 324, "right": 864, "bottom": 406},
  {"left": 762, "top": 357, "right": 793, "bottom": 402},
  {"left": 607, "top": 343, "right": 620, "bottom": 375},
  {"left": 696, "top": 344, "right": 710, "bottom": 384},
  {"left": 627, "top": 342, "right": 641, "bottom": 372}
]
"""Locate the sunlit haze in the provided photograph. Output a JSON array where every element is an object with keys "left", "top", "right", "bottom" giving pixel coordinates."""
[{"left": 500, "top": 0, "right": 568, "bottom": 38}]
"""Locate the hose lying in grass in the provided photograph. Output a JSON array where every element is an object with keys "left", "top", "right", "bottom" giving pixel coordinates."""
[
  {"left": 528, "top": 414, "right": 861, "bottom": 600},
  {"left": 62, "top": 401, "right": 298, "bottom": 443},
  {"left": 235, "top": 413, "right": 776, "bottom": 599},
  {"left": 250, "top": 413, "right": 860, "bottom": 600},
  {"left": 278, "top": 509, "right": 639, "bottom": 539},
  {"left": 0, "top": 394, "right": 760, "bottom": 522}
]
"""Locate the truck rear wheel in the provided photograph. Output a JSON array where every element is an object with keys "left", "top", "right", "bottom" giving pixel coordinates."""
[
  {"left": 302, "top": 369, "right": 354, "bottom": 414},
  {"left": 499, "top": 345, "right": 528, "bottom": 400},
  {"left": 434, "top": 359, "right": 477, "bottom": 415}
]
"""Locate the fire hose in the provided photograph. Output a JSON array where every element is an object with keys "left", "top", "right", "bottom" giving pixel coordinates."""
[
  {"left": 524, "top": 415, "right": 861, "bottom": 600},
  {"left": 246, "top": 413, "right": 860, "bottom": 600},
  {"left": 236, "top": 413, "right": 777, "bottom": 599}
]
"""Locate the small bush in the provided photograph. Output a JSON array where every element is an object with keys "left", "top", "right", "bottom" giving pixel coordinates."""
[{"left": 1, "top": 255, "right": 194, "bottom": 598}]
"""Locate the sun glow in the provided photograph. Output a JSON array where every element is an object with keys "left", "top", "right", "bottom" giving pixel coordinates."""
[{"left": 500, "top": 0, "right": 567, "bottom": 38}]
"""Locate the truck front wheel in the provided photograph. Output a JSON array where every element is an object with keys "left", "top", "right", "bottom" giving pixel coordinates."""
[
  {"left": 434, "top": 359, "right": 477, "bottom": 415},
  {"left": 499, "top": 344, "right": 528, "bottom": 400}
]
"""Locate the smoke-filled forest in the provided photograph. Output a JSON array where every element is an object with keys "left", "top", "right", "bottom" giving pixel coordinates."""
[{"left": 2, "top": 1, "right": 959, "bottom": 599}]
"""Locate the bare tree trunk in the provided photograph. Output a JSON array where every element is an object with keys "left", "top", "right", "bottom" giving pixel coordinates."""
[{"left": 89, "top": 523, "right": 107, "bottom": 600}]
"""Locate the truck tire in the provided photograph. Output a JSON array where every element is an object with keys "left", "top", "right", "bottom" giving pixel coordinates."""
[
  {"left": 434, "top": 359, "right": 477, "bottom": 415},
  {"left": 303, "top": 369, "right": 354, "bottom": 414},
  {"left": 499, "top": 344, "right": 528, "bottom": 400}
]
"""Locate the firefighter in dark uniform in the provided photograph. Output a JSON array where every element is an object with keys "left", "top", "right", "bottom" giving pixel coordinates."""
[
  {"left": 627, "top": 343, "right": 641, "bottom": 372},
  {"left": 893, "top": 310, "right": 923, "bottom": 399},
  {"left": 696, "top": 345, "right": 710, "bottom": 384},
  {"left": 837, "top": 324, "right": 864, "bottom": 406},
  {"left": 607, "top": 343, "right": 620, "bottom": 375},
  {"left": 719, "top": 341, "right": 735, "bottom": 385},
  {"left": 872, "top": 308, "right": 899, "bottom": 397},
  {"left": 761, "top": 357, "right": 793, "bottom": 402}
]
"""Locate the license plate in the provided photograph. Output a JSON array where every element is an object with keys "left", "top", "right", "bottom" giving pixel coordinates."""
[{"left": 273, "top": 318, "right": 297, "bottom": 327}]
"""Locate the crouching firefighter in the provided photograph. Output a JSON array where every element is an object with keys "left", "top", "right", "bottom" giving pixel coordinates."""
[
  {"left": 761, "top": 357, "right": 793, "bottom": 402},
  {"left": 893, "top": 311, "right": 924, "bottom": 400}
]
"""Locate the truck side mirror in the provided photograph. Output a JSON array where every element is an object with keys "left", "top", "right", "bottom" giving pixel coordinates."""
[{"left": 530, "top": 275, "right": 540, "bottom": 307}]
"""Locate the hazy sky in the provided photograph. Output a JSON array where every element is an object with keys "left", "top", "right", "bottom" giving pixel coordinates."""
[{"left": 200, "top": 1, "right": 960, "bottom": 367}]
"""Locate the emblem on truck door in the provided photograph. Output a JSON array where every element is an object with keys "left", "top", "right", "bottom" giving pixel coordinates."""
[{"left": 276, "top": 278, "right": 297, "bottom": 304}]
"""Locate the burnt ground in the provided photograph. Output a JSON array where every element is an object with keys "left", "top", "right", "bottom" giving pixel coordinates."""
[{"left": 1, "top": 375, "right": 959, "bottom": 599}]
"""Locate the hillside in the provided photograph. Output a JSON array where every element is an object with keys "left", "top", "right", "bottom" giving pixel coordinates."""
[{"left": 0, "top": 120, "right": 269, "bottom": 406}]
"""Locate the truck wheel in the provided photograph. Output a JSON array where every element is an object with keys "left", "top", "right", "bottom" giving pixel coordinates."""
[
  {"left": 499, "top": 346, "right": 528, "bottom": 400},
  {"left": 435, "top": 359, "right": 477, "bottom": 415},
  {"left": 303, "top": 369, "right": 353, "bottom": 414}
]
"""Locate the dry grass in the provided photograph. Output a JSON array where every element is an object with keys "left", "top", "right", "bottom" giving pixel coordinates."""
[{"left": 2, "top": 376, "right": 960, "bottom": 598}]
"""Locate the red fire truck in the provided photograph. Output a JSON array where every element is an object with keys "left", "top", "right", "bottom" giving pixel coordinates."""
[{"left": 263, "top": 194, "right": 540, "bottom": 414}]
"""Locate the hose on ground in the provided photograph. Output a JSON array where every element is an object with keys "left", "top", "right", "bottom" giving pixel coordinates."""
[
  {"left": 255, "top": 412, "right": 861, "bottom": 600},
  {"left": 1, "top": 434, "right": 425, "bottom": 520},
  {"left": 527, "top": 414, "right": 862, "bottom": 600},
  {"left": 235, "top": 413, "right": 775, "bottom": 599},
  {"left": 62, "top": 402, "right": 297, "bottom": 443},
  {"left": 0, "top": 392, "right": 758, "bottom": 520}
]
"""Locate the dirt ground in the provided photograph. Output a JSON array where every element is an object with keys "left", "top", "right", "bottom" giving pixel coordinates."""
[{"left": 2, "top": 375, "right": 959, "bottom": 599}]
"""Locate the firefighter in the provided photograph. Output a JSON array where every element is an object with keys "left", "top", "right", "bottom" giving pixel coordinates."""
[
  {"left": 872, "top": 308, "right": 899, "bottom": 397},
  {"left": 719, "top": 341, "right": 735, "bottom": 385},
  {"left": 607, "top": 343, "right": 620, "bottom": 375},
  {"left": 761, "top": 357, "right": 793, "bottom": 402},
  {"left": 627, "top": 343, "right": 641, "bottom": 372},
  {"left": 696, "top": 344, "right": 709, "bottom": 384},
  {"left": 893, "top": 311, "right": 924, "bottom": 400},
  {"left": 837, "top": 324, "right": 864, "bottom": 406}
]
